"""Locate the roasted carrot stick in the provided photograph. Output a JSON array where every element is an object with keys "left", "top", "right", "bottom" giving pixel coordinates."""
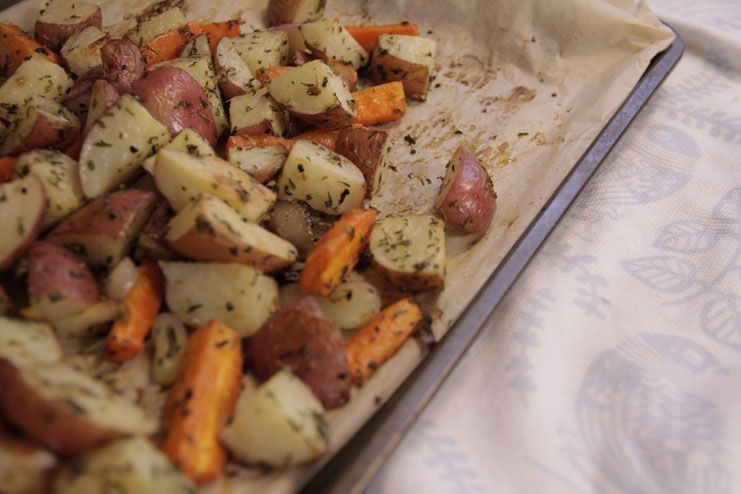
[
  {"left": 226, "top": 134, "right": 295, "bottom": 153},
  {"left": 0, "top": 157, "right": 17, "bottom": 183},
  {"left": 0, "top": 23, "right": 60, "bottom": 76},
  {"left": 353, "top": 82, "right": 407, "bottom": 126},
  {"left": 301, "top": 208, "right": 377, "bottom": 296},
  {"left": 293, "top": 129, "right": 340, "bottom": 151},
  {"left": 346, "top": 297, "right": 422, "bottom": 384},
  {"left": 106, "top": 260, "right": 164, "bottom": 362},
  {"left": 345, "top": 23, "right": 420, "bottom": 52},
  {"left": 161, "top": 320, "right": 243, "bottom": 484},
  {"left": 255, "top": 65, "right": 294, "bottom": 85},
  {"left": 141, "top": 21, "right": 240, "bottom": 66}
]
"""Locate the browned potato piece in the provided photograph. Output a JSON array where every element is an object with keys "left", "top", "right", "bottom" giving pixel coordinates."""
[
  {"left": 0, "top": 359, "right": 156, "bottom": 455},
  {"left": 134, "top": 200, "right": 175, "bottom": 260},
  {"left": 435, "top": 146, "right": 497, "bottom": 234},
  {"left": 0, "top": 57, "right": 72, "bottom": 122},
  {"left": 180, "top": 34, "right": 211, "bottom": 58},
  {"left": 266, "top": 60, "right": 356, "bottom": 130},
  {"left": 27, "top": 241, "right": 100, "bottom": 322},
  {"left": 267, "top": 0, "right": 326, "bottom": 26},
  {"left": 132, "top": 65, "right": 218, "bottom": 146},
  {"left": 165, "top": 194, "right": 298, "bottom": 272},
  {"left": 83, "top": 79, "right": 120, "bottom": 132},
  {"left": 328, "top": 60, "right": 358, "bottom": 91},
  {"left": 247, "top": 296, "right": 351, "bottom": 409},
  {"left": 229, "top": 87, "right": 287, "bottom": 137},
  {"left": 335, "top": 127, "right": 390, "bottom": 197},
  {"left": 0, "top": 177, "right": 47, "bottom": 270},
  {"left": 0, "top": 97, "right": 80, "bottom": 156},
  {"left": 60, "top": 26, "right": 107, "bottom": 78},
  {"left": 227, "top": 144, "right": 287, "bottom": 183},
  {"left": 370, "top": 34, "right": 437, "bottom": 101},
  {"left": 300, "top": 18, "right": 368, "bottom": 70},
  {"left": 47, "top": 189, "right": 155, "bottom": 268},
  {"left": 34, "top": 0, "right": 102, "bottom": 51},
  {"left": 271, "top": 23, "right": 308, "bottom": 53},
  {"left": 0, "top": 433, "right": 57, "bottom": 494},
  {"left": 231, "top": 31, "right": 289, "bottom": 75},
  {"left": 214, "top": 37, "right": 258, "bottom": 98},
  {"left": 62, "top": 77, "right": 96, "bottom": 120},
  {"left": 127, "top": 7, "right": 187, "bottom": 47},
  {"left": 268, "top": 201, "right": 314, "bottom": 258},
  {"left": 101, "top": 39, "right": 146, "bottom": 94}
]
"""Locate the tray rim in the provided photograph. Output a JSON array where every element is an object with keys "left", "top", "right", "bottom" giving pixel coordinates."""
[{"left": 304, "top": 23, "right": 685, "bottom": 494}]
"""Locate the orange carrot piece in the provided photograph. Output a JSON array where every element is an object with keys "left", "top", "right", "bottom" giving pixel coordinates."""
[
  {"left": 345, "top": 23, "right": 420, "bottom": 52},
  {"left": 293, "top": 129, "right": 340, "bottom": 151},
  {"left": 301, "top": 208, "right": 377, "bottom": 296},
  {"left": 199, "top": 20, "right": 241, "bottom": 52},
  {"left": 161, "top": 320, "right": 243, "bottom": 484},
  {"left": 0, "top": 23, "right": 60, "bottom": 76},
  {"left": 256, "top": 65, "right": 294, "bottom": 86},
  {"left": 226, "top": 134, "right": 295, "bottom": 153},
  {"left": 353, "top": 82, "right": 407, "bottom": 126},
  {"left": 106, "top": 260, "right": 164, "bottom": 362},
  {"left": 0, "top": 157, "right": 17, "bottom": 183},
  {"left": 141, "top": 21, "right": 240, "bottom": 66},
  {"left": 346, "top": 297, "right": 422, "bottom": 384}
]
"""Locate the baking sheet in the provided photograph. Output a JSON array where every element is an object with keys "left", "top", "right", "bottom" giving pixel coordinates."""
[{"left": 0, "top": 0, "right": 675, "bottom": 492}]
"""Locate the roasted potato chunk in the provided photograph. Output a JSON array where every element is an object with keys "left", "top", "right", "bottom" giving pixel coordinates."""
[
  {"left": 214, "top": 37, "right": 259, "bottom": 98},
  {"left": 83, "top": 79, "right": 120, "bottom": 132},
  {"left": 141, "top": 128, "right": 215, "bottom": 174},
  {"left": 0, "top": 433, "right": 57, "bottom": 494},
  {"left": 369, "top": 214, "right": 446, "bottom": 291},
  {"left": 231, "top": 30, "right": 289, "bottom": 75},
  {"left": 300, "top": 18, "right": 369, "bottom": 70},
  {"left": 1, "top": 97, "right": 80, "bottom": 156},
  {"left": 435, "top": 146, "right": 497, "bottom": 234},
  {"left": 160, "top": 261, "right": 279, "bottom": 337},
  {"left": 335, "top": 127, "right": 390, "bottom": 198},
  {"left": 247, "top": 296, "right": 351, "bottom": 409},
  {"left": 229, "top": 87, "right": 287, "bottom": 137},
  {"left": 0, "top": 317, "right": 62, "bottom": 366},
  {"left": 370, "top": 34, "right": 437, "bottom": 101},
  {"left": 277, "top": 140, "right": 365, "bottom": 215},
  {"left": 180, "top": 34, "right": 211, "bottom": 58},
  {"left": 165, "top": 194, "right": 298, "bottom": 272},
  {"left": 101, "top": 39, "right": 146, "bottom": 94},
  {"left": 267, "top": 0, "right": 326, "bottom": 26},
  {"left": 266, "top": 60, "right": 356, "bottom": 129},
  {"left": 127, "top": 7, "right": 187, "bottom": 47},
  {"left": 47, "top": 189, "right": 156, "bottom": 268},
  {"left": 0, "top": 176, "right": 47, "bottom": 270},
  {"left": 227, "top": 144, "right": 287, "bottom": 183},
  {"left": 0, "top": 56, "right": 72, "bottom": 121},
  {"left": 34, "top": 0, "right": 102, "bottom": 51},
  {"left": 60, "top": 26, "right": 107, "bottom": 77}
]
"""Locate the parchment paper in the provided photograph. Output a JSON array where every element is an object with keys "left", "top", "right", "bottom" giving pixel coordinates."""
[{"left": 0, "top": 0, "right": 675, "bottom": 492}]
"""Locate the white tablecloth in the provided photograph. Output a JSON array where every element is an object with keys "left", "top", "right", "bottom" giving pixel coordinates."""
[{"left": 369, "top": 0, "right": 741, "bottom": 492}]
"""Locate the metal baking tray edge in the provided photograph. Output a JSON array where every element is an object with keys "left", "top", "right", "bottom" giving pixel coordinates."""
[{"left": 305, "top": 23, "right": 684, "bottom": 494}]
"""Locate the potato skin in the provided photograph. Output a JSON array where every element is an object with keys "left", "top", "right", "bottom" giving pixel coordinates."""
[
  {"left": 267, "top": 0, "right": 326, "bottom": 26},
  {"left": 0, "top": 359, "right": 123, "bottom": 454},
  {"left": 101, "top": 39, "right": 146, "bottom": 94},
  {"left": 327, "top": 61, "right": 358, "bottom": 91},
  {"left": 132, "top": 66, "right": 218, "bottom": 146},
  {"left": 2, "top": 101, "right": 80, "bottom": 156},
  {"left": 435, "top": 147, "right": 497, "bottom": 234},
  {"left": 62, "top": 77, "right": 96, "bottom": 120},
  {"left": 247, "top": 296, "right": 351, "bottom": 409},
  {"left": 335, "top": 127, "right": 388, "bottom": 197},
  {"left": 34, "top": 5, "right": 102, "bottom": 51}
]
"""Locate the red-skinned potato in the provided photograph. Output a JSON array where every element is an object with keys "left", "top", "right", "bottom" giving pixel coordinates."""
[
  {"left": 60, "top": 26, "right": 107, "bottom": 78},
  {"left": 0, "top": 432, "right": 57, "bottom": 494},
  {"left": 83, "top": 79, "right": 120, "bottom": 132},
  {"left": 34, "top": 0, "right": 102, "bottom": 51},
  {"left": 27, "top": 241, "right": 100, "bottom": 322},
  {"left": 134, "top": 200, "right": 175, "bottom": 260},
  {"left": 0, "top": 359, "right": 156, "bottom": 455},
  {"left": 0, "top": 97, "right": 80, "bottom": 156},
  {"left": 47, "top": 189, "right": 156, "bottom": 268},
  {"left": 132, "top": 65, "right": 218, "bottom": 146},
  {"left": 328, "top": 60, "right": 358, "bottom": 91},
  {"left": 435, "top": 146, "right": 497, "bottom": 234},
  {"left": 0, "top": 176, "right": 47, "bottom": 270},
  {"left": 214, "top": 37, "right": 258, "bottom": 99},
  {"left": 227, "top": 144, "right": 287, "bottom": 184},
  {"left": 229, "top": 87, "right": 287, "bottom": 137},
  {"left": 335, "top": 127, "right": 389, "bottom": 197},
  {"left": 62, "top": 77, "right": 96, "bottom": 120},
  {"left": 247, "top": 296, "right": 351, "bottom": 409},
  {"left": 101, "top": 39, "right": 146, "bottom": 94},
  {"left": 271, "top": 23, "right": 308, "bottom": 53},
  {"left": 267, "top": 0, "right": 326, "bottom": 26},
  {"left": 370, "top": 34, "right": 437, "bottom": 101}
]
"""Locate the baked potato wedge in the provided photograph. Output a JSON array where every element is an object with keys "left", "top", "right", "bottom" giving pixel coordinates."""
[
  {"left": 248, "top": 296, "right": 351, "bottom": 409},
  {"left": 54, "top": 437, "right": 196, "bottom": 494},
  {"left": 214, "top": 37, "right": 259, "bottom": 98},
  {"left": 180, "top": 34, "right": 211, "bottom": 58},
  {"left": 335, "top": 126, "right": 390, "bottom": 198},
  {"left": 101, "top": 39, "right": 146, "bottom": 94},
  {"left": 231, "top": 30, "right": 289, "bottom": 75},
  {"left": 370, "top": 34, "right": 437, "bottom": 101},
  {"left": 369, "top": 213, "right": 446, "bottom": 291},
  {"left": 227, "top": 144, "right": 287, "bottom": 183},
  {"left": 127, "top": 7, "right": 187, "bottom": 47},
  {"left": 47, "top": 189, "right": 156, "bottom": 268},
  {"left": 133, "top": 199, "right": 175, "bottom": 260},
  {"left": 0, "top": 317, "right": 62, "bottom": 366},
  {"left": 27, "top": 241, "right": 100, "bottom": 322},
  {"left": 166, "top": 194, "right": 298, "bottom": 272},
  {"left": 229, "top": 87, "right": 287, "bottom": 137},
  {"left": 61, "top": 77, "right": 95, "bottom": 120},
  {"left": 0, "top": 176, "right": 47, "bottom": 270},
  {"left": 83, "top": 79, "right": 120, "bottom": 133},
  {"left": 0, "top": 359, "right": 157, "bottom": 454},
  {"left": 266, "top": 60, "right": 356, "bottom": 129},
  {"left": 141, "top": 128, "right": 215, "bottom": 174},
  {"left": 160, "top": 261, "right": 279, "bottom": 337},
  {"left": 14, "top": 149, "right": 84, "bottom": 228},
  {"left": 51, "top": 299, "right": 120, "bottom": 337},
  {"left": 300, "top": 18, "right": 369, "bottom": 70},
  {"left": 34, "top": 0, "right": 102, "bottom": 51},
  {"left": 435, "top": 146, "right": 497, "bottom": 234},
  {"left": 0, "top": 56, "right": 73, "bottom": 121},
  {"left": 79, "top": 94, "right": 170, "bottom": 198},
  {"left": 268, "top": 200, "right": 314, "bottom": 258},
  {"left": 271, "top": 22, "right": 308, "bottom": 53},
  {"left": 221, "top": 369, "right": 327, "bottom": 468},
  {"left": 154, "top": 148, "right": 275, "bottom": 222},
  {"left": 132, "top": 65, "right": 218, "bottom": 146},
  {"left": 277, "top": 139, "right": 365, "bottom": 215},
  {"left": 60, "top": 26, "right": 107, "bottom": 77},
  {"left": 268, "top": 0, "right": 326, "bottom": 26},
  {"left": 1, "top": 97, "right": 80, "bottom": 156}
]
